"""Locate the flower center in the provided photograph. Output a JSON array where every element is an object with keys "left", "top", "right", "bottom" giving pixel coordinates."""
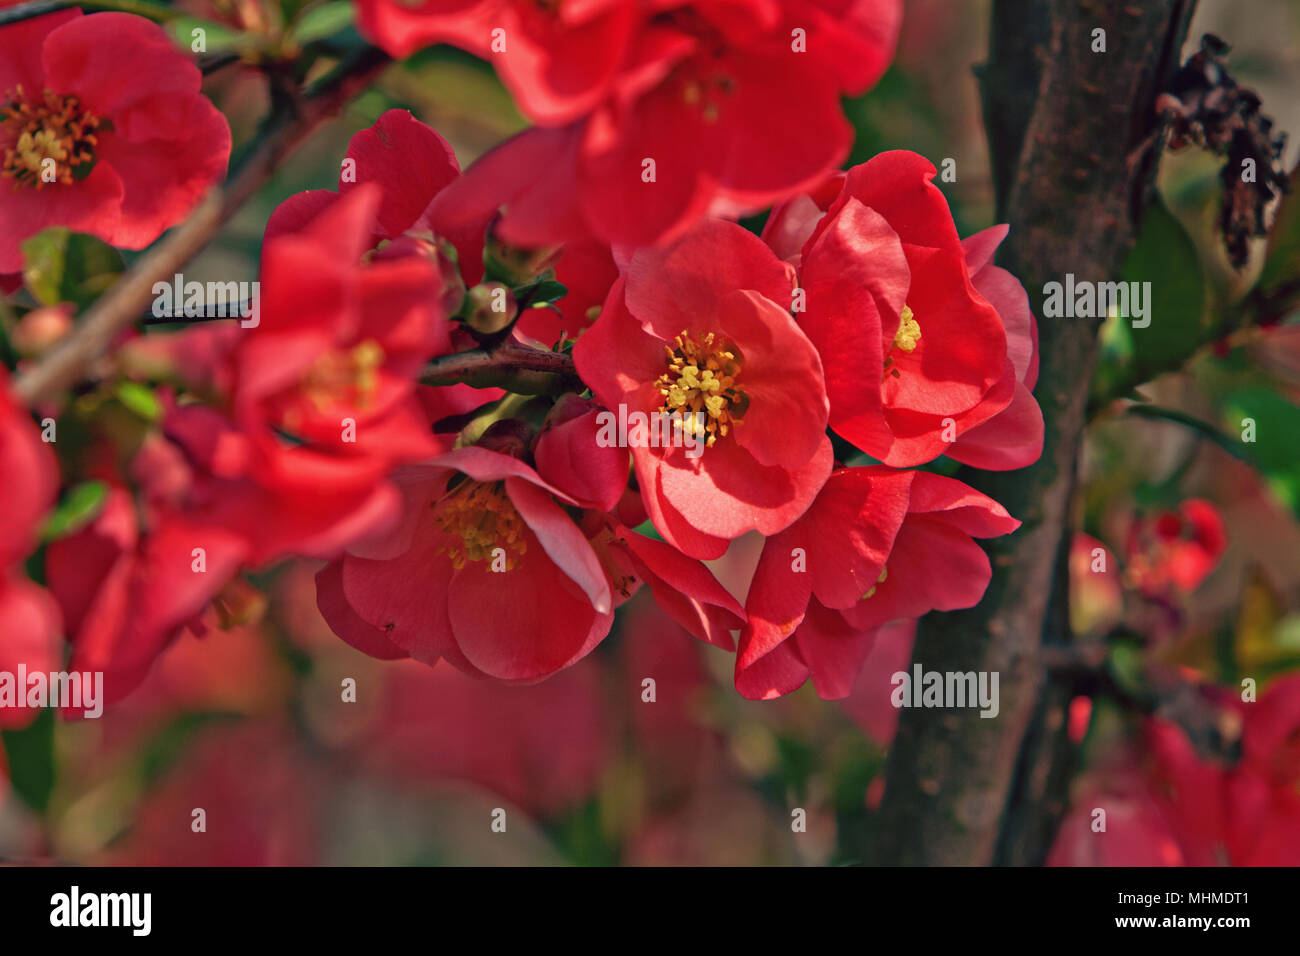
[
  {"left": 680, "top": 72, "right": 736, "bottom": 124},
  {"left": 1, "top": 86, "right": 100, "bottom": 189},
  {"left": 655, "top": 330, "right": 748, "bottom": 449},
  {"left": 882, "top": 305, "right": 920, "bottom": 380},
  {"left": 301, "top": 339, "right": 385, "bottom": 411},
  {"left": 434, "top": 479, "right": 527, "bottom": 571}
]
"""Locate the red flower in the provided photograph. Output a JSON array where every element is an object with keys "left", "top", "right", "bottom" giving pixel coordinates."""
[
  {"left": 1051, "top": 678, "right": 1300, "bottom": 867},
  {"left": 45, "top": 485, "right": 246, "bottom": 704},
  {"left": 0, "top": 11, "right": 231, "bottom": 271},
  {"left": 947, "top": 225, "right": 1043, "bottom": 470},
  {"left": 574, "top": 219, "right": 832, "bottom": 559},
  {"left": 1146, "top": 678, "right": 1300, "bottom": 866},
  {"left": 167, "top": 184, "right": 453, "bottom": 565},
  {"left": 264, "top": 108, "right": 460, "bottom": 252},
  {"left": 765, "top": 151, "right": 1039, "bottom": 468},
  {"left": 1046, "top": 774, "right": 1186, "bottom": 867},
  {"left": 0, "top": 573, "right": 62, "bottom": 728},
  {"left": 513, "top": 237, "right": 618, "bottom": 347},
  {"left": 1068, "top": 532, "right": 1122, "bottom": 635},
  {"left": 532, "top": 393, "right": 629, "bottom": 513},
  {"left": 1125, "top": 499, "right": 1227, "bottom": 597},
  {"left": 318, "top": 446, "right": 615, "bottom": 682},
  {"left": 592, "top": 518, "right": 746, "bottom": 650},
  {"left": 356, "top": 0, "right": 645, "bottom": 125},
  {"left": 0, "top": 369, "right": 57, "bottom": 568},
  {"left": 736, "top": 466, "right": 1019, "bottom": 699},
  {"left": 266, "top": 107, "right": 616, "bottom": 345},
  {"left": 428, "top": 1, "right": 902, "bottom": 247},
  {"left": 0, "top": 370, "right": 61, "bottom": 728}
]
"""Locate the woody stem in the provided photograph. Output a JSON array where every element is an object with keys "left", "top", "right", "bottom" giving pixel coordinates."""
[{"left": 419, "top": 341, "right": 581, "bottom": 395}]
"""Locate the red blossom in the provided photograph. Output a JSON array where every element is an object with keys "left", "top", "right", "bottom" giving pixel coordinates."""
[
  {"left": 736, "top": 466, "right": 1019, "bottom": 699},
  {"left": 318, "top": 446, "right": 615, "bottom": 682},
  {"left": 0, "top": 11, "right": 231, "bottom": 271},
  {"left": 1051, "top": 678, "right": 1300, "bottom": 866},
  {"left": 574, "top": 219, "right": 832, "bottom": 559},
  {"left": 766, "top": 151, "right": 1040, "bottom": 468},
  {"left": 167, "top": 184, "right": 454, "bottom": 565},
  {"left": 0, "top": 369, "right": 61, "bottom": 728},
  {"left": 426, "top": 0, "right": 902, "bottom": 247},
  {"left": 356, "top": 0, "right": 645, "bottom": 124},
  {"left": 264, "top": 108, "right": 460, "bottom": 252},
  {"left": 45, "top": 485, "right": 247, "bottom": 704},
  {"left": 1125, "top": 498, "right": 1227, "bottom": 597}
]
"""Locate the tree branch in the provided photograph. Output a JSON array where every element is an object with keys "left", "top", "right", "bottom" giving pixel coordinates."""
[
  {"left": 420, "top": 341, "right": 580, "bottom": 395},
  {"left": 12, "top": 48, "right": 390, "bottom": 407},
  {"left": 870, "top": 0, "right": 1198, "bottom": 866}
]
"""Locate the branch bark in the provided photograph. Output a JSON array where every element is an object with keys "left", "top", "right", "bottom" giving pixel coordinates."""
[
  {"left": 420, "top": 340, "right": 580, "bottom": 395},
  {"left": 871, "top": 0, "right": 1197, "bottom": 866}
]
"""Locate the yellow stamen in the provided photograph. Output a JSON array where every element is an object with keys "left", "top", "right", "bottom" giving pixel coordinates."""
[
  {"left": 654, "top": 330, "right": 748, "bottom": 450},
  {"left": 882, "top": 305, "right": 921, "bottom": 381},
  {"left": 300, "top": 339, "right": 385, "bottom": 412},
  {"left": 1, "top": 86, "right": 100, "bottom": 189},
  {"left": 434, "top": 479, "right": 527, "bottom": 571},
  {"left": 862, "top": 565, "right": 888, "bottom": 600},
  {"left": 894, "top": 305, "right": 921, "bottom": 353}
]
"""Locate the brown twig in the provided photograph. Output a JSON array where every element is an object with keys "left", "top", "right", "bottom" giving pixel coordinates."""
[
  {"left": 11, "top": 47, "right": 390, "bottom": 407},
  {"left": 420, "top": 341, "right": 580, "bottom": 395}
]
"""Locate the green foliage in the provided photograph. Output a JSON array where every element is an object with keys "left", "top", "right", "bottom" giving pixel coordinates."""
[
  {"left": 1123, "top": 199, "right": 1207, "bottom": 382},
  {"left": 1255, "top": 163, "right": 1300, "bottom": 312},
  {"left": 1, "top": 707, "right": 56, "bottom": 814},
  {"left": 20, "top": 228, "right": 124, "bottom": 311},
  {"left": 289, "top": 2, "right": 355, "bottom": 47},
  {"left": 41, "top": 480, "right": 108, "bottom": 541},
  {"left": 1221, "top": 384, "right": 1300, "bottom": 514},
  {"left": 164, "top": 17, "right": 249, "bottom": 56}
]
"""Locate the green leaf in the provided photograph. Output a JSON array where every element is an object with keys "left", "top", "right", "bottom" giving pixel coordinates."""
[
  {"left": 115, "top": 381, "right": 161, "bottom": 422},
  {"left": 42, "top": 480, "right": 108, "bottom": 541},
  {"left": 290, "top": 2, "right": 355, "bottom": 46},
  {"left": 1122, "top": 197, "right": 1207, "bottom": 383},
  {"left": 1, "top": 706, "right": 56, "bottom": 814},
  {"left": 527, "top": 279, "right": 568, "bottom": 306},
  {"left": 20, "top": 228, "right": 124, "bottom": 310},
  {"left": 165, "top": 17, "right": 247, "bottom": 56},
  {"left": 1221, "top": 385, "right": 1300, "bottom": 515},
  {"left": 1256, "top": 161, "right": 1300, "bottom": 310}
]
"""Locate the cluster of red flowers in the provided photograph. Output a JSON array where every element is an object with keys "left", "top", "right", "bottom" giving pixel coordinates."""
[
  {"left": 1, "top": 0, "right": 1049, "bottom": 707},
  {"left": 309, "top": 121, "right": 1044, "bottom": 698},
  {"left": 1050, "top": 677, "right": 1300, "bottom": 866},
  {"left": 360, "top": 0, "right": 902, "bottom": 246}
]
